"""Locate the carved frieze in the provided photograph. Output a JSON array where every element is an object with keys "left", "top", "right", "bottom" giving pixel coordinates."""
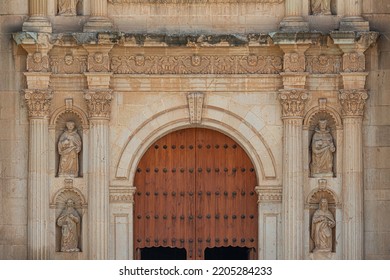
[
  {"left": 27, "top": 52, "right": 50, "bottom": 72},
  {"left": 111, "top": 54, "right": 282, "bottom": 75},
  {"left": 24, "top": 89, "right": 53, "bottom": 118},
  {"left": 109, "top": 0, "right": 284, "bottom": 3},
  {"left": 343, "top": 52, "right": 365, "bottom": 72},
  {"left": 255, "top": 186, "right": 282, "bottom": 203},
  {"left": 51, "top": 54, "right": 87, "bottom": 74},
  {"left": 187, "top": 92, "right": 205, "bottom": 124},
  {"left": 306, "top": 55, "right": 341, "bottom": 74},
  {"left": 88, "top": 52, "right": 110, "bottom": 72},
  {"left": 84, "top": 90, "right": 113, "bottom": 119},
  {"left": 339, "top": 89, "right": 368, "bottom": 117},
  {"left": 109, "top": 186, "right": 136, "bottom": 203},
  {"left": 284, "top": 52, "right": 305, "bottom": 72},
  {"left": 278, "top": 89, "right": 309, "bottom": 118}
]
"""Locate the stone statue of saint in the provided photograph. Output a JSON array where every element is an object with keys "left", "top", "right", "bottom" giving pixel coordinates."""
[
  {"left": 58, "top": 0, "right": 79, "bottom": 16},
  {"left": 310, "top": 120, "right": 335, "bottom": 177},
  {"left": 57, "top": 199, "right": 81, "bottom": 252},
  {"left": 311, "top": 198, "right": 335, "bottom": 252},
  {"left": 311, "top": 0, "right": 331, "bottom": 15},
  {"left": 58, "top": 121, "right": 82, "bottom": 177}
]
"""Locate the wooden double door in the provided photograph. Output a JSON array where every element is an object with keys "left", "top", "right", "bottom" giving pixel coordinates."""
[{"left": 134, "top": 128, "right": 258, "bottom": 260}]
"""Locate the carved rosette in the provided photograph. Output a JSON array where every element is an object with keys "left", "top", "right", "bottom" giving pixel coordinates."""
[
  {"left": 24, "top": 89, "right": 53, "bottom": 118},
  {"left": 84, "top": 90, "right": 113, "bottom": 119},
  {"left": 278, "top": 89, "right": 309, "bottom": 118},
  {"left": 339, "top": 89, "right": 368, "bottom": 117}
]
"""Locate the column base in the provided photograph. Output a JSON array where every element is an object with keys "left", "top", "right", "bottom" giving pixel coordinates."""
[
  {"left": 83, "top": 17, "right": 114, "bottom": 32},
  {"left": 22, "top": 17, "right": 52, "bottom": 33},
  {"left": 280, "top": 17, "right": 309, "bottom": 32},
  {"left": 340, "top": 17, "right": 369, "bottom": 32}
]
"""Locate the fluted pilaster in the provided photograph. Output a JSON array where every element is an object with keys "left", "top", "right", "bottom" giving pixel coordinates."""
[
  {"left": 84, "top": 0, "right": 113, "bottom": 32},
  {"left": 24, "top": 89, "right": 53, "bottom": 259},
  {"left": 340, "top": 89, "right": 368, "bottom": 259},
  {"left": 340, "top": 0, "right": 369, "bottom": 31},
  {"left": 23, "top": 0, "right": 52, "bottom": 33},
  {"left": 280, "top": 0, "right": 308, "bottom": 32},
  {"left": 279, "top": 89, "right": 309, "bottom": 259}
]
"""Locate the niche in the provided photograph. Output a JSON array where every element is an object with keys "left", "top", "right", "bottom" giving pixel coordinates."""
[
  {"left": 309, "top": 0, "right": 337, "bottom": 16},
  {"left": 57, "top": 0, "right": 83, "bottom": 16}
]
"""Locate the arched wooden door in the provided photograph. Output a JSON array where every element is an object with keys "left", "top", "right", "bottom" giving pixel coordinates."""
[{"left": 134, "top": 128, "right": 258, "bottom": 260}]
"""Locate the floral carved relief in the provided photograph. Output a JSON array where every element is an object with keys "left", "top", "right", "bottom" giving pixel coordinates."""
[{"left": 111, "top": 54, "right": 282, "bottom": 75}]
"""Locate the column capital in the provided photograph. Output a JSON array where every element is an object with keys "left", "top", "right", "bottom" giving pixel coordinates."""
[
  {"left": 23, "top": 89, "right": 53, "bottom": 119},
  {"left": 278, "top": 89, "right": 309, "bottom": 118},
  {"left": 84, "top": 90, "right": 113, "bottom": 120},
  {"left": 109, "top": 186, "right": 137, "bottom": 204},
  {"left": 339, "top": 89, "right": 368, "bottom": 117},
  {"left": 255, "top": 186, "right": 282, "bottom": 204}
]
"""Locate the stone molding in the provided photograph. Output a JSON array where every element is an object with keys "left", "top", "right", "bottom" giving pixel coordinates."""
[
  {"left": 109, "top": 186, "right": 136, "bottom": 203},
  {"left": 339, "top": 89, "right": 368, "bottom": 117},
  {"left": 108, "top": 0, "right": 284, "bottom": 3},
  {"left": 84, "top": 90, "right": 113, "bottom": 119},
  {"left": 278, "top": 89, "right": 309, "bottom": 118},
  {"left": 111, "top": 54, "right": 283, "bottom": 75},
  {"left": 255, "top": 186, "right": 282, "bottom": 203},
  {"left": 24, "top": 89, "right": 53, "bottom": 118},
  {"left": 187, "top": 92, "right": 205, "bottom": 124}
]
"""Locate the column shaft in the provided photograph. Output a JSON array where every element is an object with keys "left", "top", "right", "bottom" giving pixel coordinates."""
[
  {"left": 89, "top": 119, "right": 110, "bottom": 259},
  {"left": 285, "top": 0, "right": 302, "bottom": 17},
  {"left": 282, "top": 118, "right": 304, "bottom": 259},
  {"left": 28, "top": 118, "right": 49, "bottom": 259},
  {"left": 342, "top": 117, "right": 364, "bottom": 259},
  {"left": 344, "top": 0, "right": 362, "bottom": 17},
  {"left": 29, "top": 0, "right": 47, "bottom": 17},
  {"left": 90, "top": 0, "right": 108, "bottom": 17}
]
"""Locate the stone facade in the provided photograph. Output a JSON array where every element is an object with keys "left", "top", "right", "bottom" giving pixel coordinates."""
[{"left": 0, "top": 0, "right": 389, "bottom": 260}]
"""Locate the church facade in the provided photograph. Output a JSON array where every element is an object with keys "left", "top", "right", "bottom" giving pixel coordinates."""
[{"left": 0, "top": 0, "right": 389, "bottom": 260}]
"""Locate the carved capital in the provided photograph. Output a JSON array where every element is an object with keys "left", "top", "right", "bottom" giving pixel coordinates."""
[
  {"left": 278, "top": 89, "right": 309, "bottom": 118},
  {"left": 84, "top": 90, "right": 113, "bottom": 119},
  {"left": 109, "top": 186, "right": 137, "bottom": 204},
  {"left": 187, "top": 92, "right": 205, "bottom": 124},
  {"left": 255, "top": 186, "right": 282, "bottom": 203},
  {"left": 339, "top": 89, "right": 368, "bottom": 117},
  {"left": 23, "top": 89, "right": 53, "bottom": 118}
]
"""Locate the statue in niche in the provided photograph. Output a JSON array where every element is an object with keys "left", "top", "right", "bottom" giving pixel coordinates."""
[
  {"left": 57, "top": 199, "right": 81, "bottom": 252},
  {"left": 310, "top": 120, "right": 335, "bottom": 177},
  {"left": 311, "top": 198, "right": 335, "bottom": 252},
  {"left": 311, "top": 0, "right": 331, "bottom": 15},
  {"left": 58, "top": 0, "right": 79, "bottom": 16},
  {"left": 58, "top": 121, "right": 82, "bottom": 177}
]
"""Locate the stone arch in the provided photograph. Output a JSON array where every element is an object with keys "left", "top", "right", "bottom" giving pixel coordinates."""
[
  {"left": 50, "top": 104, "right": 89, "bottom": 129},
  {"left": 304, "top": 105, "right": 342, "bottom": 130},
  {"left": 115, "top": 106, "right": 278, "bottom": 186}
]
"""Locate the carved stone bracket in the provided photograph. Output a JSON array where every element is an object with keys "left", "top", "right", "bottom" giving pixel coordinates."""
[
  {"left": 24, "top": 89, "right": 53, "bottom": 118},
  {"left": 187, "top": 92, "right": 205, "bottom": 125},
  {"left": 339, "top": 89, "right": 368, "bottom": 117},
  {"left": 278, "top": 89, "right": 309, "bottom": 118},
  {"left": 84, "top": 90, "right": 113, "bottom": 119},
  {"left": 255, "top": 186, "right": 282, "bottom": 203},
  {"left": 109, "top": 186, "right": 136, "bottom": 204}
]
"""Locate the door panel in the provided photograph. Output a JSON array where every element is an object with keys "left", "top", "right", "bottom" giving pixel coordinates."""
[{"left": 134, "top": 128, "right": 257, "bottom": 260}]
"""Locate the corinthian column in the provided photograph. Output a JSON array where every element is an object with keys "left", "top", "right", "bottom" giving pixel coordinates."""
[
  {"left": 279, "top": 89, "right": 309, "bottom": 259},
  {"left": 24, "top": 88, "right": 53, "bottom": 259},
  {"left": 280, "top": 0, "right": 308, "bottom": 32},
  {"left": 84, "top": 88, "right": 113, "bottom": 259},
  {"left": 339, "top": 89, "right": 368, "bottom": 259},
  {"left": 84, "top": 0, "right": 113, "bottom": 32},
  {"left": 340, "top": 0, "right": 369, "bottom": 31},
  {"left": 23, "top": 0, "right": 52, "bottom": 33}
]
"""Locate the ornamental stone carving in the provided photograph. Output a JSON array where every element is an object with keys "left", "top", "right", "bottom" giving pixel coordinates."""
[
  {"left": 311, "top": 198, "right": 335, "bottom": 253},
  {"left": 58, "top": 121, "right": 82, "bottom": 177},
  {"left": 27, "top": 52, "right": 50, "bottom": 72},
  {"left": 51, "top": 54, "right": 87, "bottom": 74},
  {"left": 343, "top": 52, "right": 365, "bottom": 72},
  {"left": 284, "top": 53, "right": 305, "bottom": 72},
  {"left": 58, "top": 0, "right": 79, "bottom": 16},
  {"left": 310, "top": 120, "right": 335, "bottom": 177},
  {"left": 108, "top": 0, "right": 284, "bottom": 3},
  {"left": 24, "top": 89, "right": 53, "bottom": 118},
  {"left": 88, "top": 52, "right": 110, "bottom": 72},
  {"left": 311, "top": 0, "right": 331, "bottom": 16},
  {"left": 306, "top": 55, "right": 341, "bottom": 74},
  {"left": 339, "top": 89, "right": 368, "bottom": 117},
  {"left": 187, "top": 92, "right": 205, "bottom": 124},
  {"left": 278, "top": 90, "right": 309, "bottom": 118},
  {"left": 57, "top": 199, "right": 81, "bottom": 252},
  {"left": 84, "top": 90, "right": 113, "bottom": 119},
  {"left": 111, "top": 55, "right": 282, "bottom": 75}
]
